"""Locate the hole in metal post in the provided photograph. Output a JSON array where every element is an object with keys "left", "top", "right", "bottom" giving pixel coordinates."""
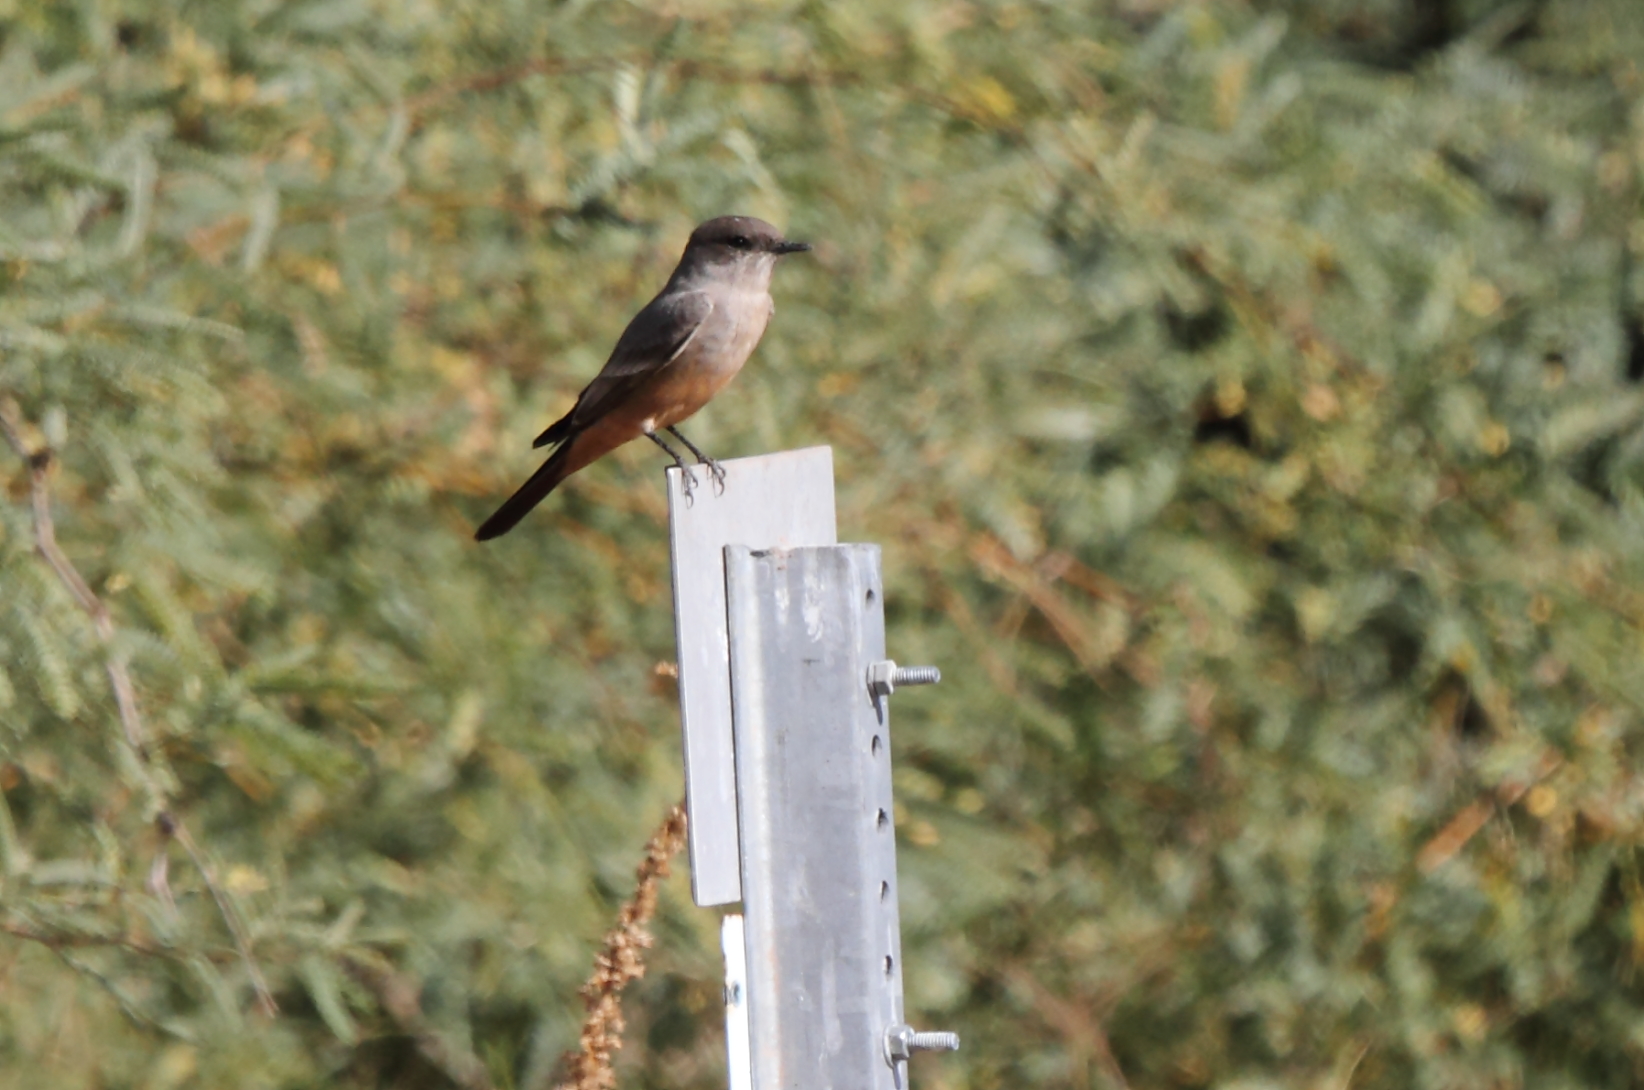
[
  {"left": 866, "top": 587, "right": 876, "bottom": 604},
  {"left": 871, "top": 735, "right": 882, "bottom": 756},
  {"left": 880, "top": 881, "right": 890, "bottom": 902},
  {"left": 876, "top": 808, "right": 889, "bottom": 830},
  {"left": 884, "top": 955, "right": 894, "bottom": 977}
]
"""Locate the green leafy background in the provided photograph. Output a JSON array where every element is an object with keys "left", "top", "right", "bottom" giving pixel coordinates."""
[{"left": 2, "top": 0, "right": 1643, "bottom": 1087}]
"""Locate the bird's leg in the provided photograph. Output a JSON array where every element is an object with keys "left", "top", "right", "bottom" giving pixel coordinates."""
[
  {"left": 647, "top": 430, "right": 698, "bottom": 503},
  {"left": 665, "top": 426, "right": 727, "bottom": 495}
]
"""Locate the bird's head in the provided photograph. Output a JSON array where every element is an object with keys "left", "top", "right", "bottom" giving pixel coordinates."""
[{"left": 679, "top": 216, "right": 810, "bottom": 282}]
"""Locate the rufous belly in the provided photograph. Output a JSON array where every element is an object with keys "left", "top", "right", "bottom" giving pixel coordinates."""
[{"left": 555, "top": 290, "right": 773, "bottom": 476}]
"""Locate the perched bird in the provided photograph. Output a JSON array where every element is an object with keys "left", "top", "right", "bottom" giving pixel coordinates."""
[{"left": 474, "top": 215, "right": 810, "bottom": 541}]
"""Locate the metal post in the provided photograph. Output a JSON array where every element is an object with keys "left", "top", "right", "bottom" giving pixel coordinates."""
[
  {"left": 665, "top": 449, "right": 957, "bottom": 1089},
  {"left": 667, "top": 448, "right": 837, "bottom": 907},
  {"left": 723, "top": 544, "right": 957, "bottom": 1090},
  {"left": 721, "top": 914, "right": 753, "bottom": 1090}
]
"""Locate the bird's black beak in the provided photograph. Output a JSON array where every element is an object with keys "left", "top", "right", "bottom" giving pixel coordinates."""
[{"left": 772, "top": 239, "right": 811, "bottom": 255}]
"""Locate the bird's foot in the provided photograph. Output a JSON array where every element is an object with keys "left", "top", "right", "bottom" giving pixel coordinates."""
[
  {"left": 647, "top": 430, "right": 697, "bottom": 506},
  {"left": 701, "top": 455, "right": 727, "bottom": 496},
  {"left": 664, "top": 426, "right": 726, "bottom": 497}
]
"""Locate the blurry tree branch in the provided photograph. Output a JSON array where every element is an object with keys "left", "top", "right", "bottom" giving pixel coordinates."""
[
  {"left": 0, "top": 398, "right": 278, "bottom": 1018},
  {"left": 55, "top": 949, "right": 177, "bottom": 1037},
  {"left": 1005, "top": 965, "right": 1132, "bottom": 1090},
  {"left": 0, "top": 403, "right": 147, "bottom": 755},
  {"left": 971, "top": 534, "right": 1135, "bottom": 675},
  {"left": 348, "top": 959, "right": 496, "bottom": 1090},
  {"left": 1416, "top": 750, "right": 1562, "bottom": 874},
  {"left": 1, "top": 919, "right": 166, "bottom": 957},
  {"left": 404, "top": 55, "right": 1020, "bottom": 136}
]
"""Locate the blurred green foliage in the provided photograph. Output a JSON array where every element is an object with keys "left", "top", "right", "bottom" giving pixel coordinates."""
[{"left": 2, "top": 0, "right": 1643, "bottom": 1086}]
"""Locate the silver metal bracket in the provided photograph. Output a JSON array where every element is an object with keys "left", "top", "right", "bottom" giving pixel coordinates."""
[{"left": 667, "top": 447, "right": 837, "bottom": 907}]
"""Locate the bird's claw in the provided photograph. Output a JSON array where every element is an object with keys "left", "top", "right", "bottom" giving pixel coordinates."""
[
  {"left": 662, "top": 426, "right": 725, "bottom": 497},
  {"left": 701, "top": 457, "right": 727, "bottom": 496},
  {"left": 678, "top": 465, "right": 698, "bottom": 507}
]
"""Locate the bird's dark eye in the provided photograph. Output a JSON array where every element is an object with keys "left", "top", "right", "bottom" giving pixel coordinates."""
[{"left": 729, "top": 235, "right": 751, "bottom": 250}]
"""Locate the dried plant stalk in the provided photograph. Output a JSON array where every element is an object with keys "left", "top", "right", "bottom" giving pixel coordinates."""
[{"left": 554, "top": 801, "right": 689, "bottom": 1090}]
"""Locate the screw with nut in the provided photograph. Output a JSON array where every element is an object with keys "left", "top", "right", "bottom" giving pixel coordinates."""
[
  {"left": 884, "top": 1022, "right": 960, "bottom": 1086},
  {"left": 867, "top": 660, "right": 940, "bottom": 724}
]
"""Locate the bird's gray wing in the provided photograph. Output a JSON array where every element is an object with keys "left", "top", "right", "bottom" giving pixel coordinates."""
[{"left": 533, "top": 290, "right": 714, "bottom": 448}]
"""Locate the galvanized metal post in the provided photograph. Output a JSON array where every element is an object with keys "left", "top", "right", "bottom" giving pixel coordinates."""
[
  {"left": 723, "top": 544, "right": 957, "bottom": 1090},
  {"left": 665, "top": 450, "right": 957, "bottom": 1090}
]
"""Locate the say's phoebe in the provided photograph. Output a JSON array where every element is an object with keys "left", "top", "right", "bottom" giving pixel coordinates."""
[{"left": 474, "top": 215, "right": 810, "bottom": 541}]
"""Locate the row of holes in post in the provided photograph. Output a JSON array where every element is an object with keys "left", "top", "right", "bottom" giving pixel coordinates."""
[{"left": 868, "top": 583, "right": 895, "bottom": 980}]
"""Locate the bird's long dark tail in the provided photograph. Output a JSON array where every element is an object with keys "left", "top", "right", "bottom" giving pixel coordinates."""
[{"left": 474, "top": 440, "right": 576, "bottom": 541}]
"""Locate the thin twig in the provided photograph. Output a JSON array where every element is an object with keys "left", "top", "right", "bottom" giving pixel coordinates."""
[
  {"left": 1416, "top": 749, "right": 1562, "bottom": 873},
  {"left": 2, "top": 918, "right": 166, "bottom": 957},
  {"left": 403, "top": 55, "right": 1019, "bottom": 137},
  {"left": 0, "top": 406, "right": 146, "bottom": 755},
  {"left": 55, "top": 948, "right": 185, "bottom": 1038},
  {"left": 970, "top": 533, "right": 1127, "bottom": 675},
  {"left": 169, "top": 819, "right": 276, "bottom": 1014},
  {"left": 405, "top": 57, "right": 608, "bottom": 117},
  {"left": 0, "top": 399, "right": 278, "bottom": 1016},
  {"left": 1004, "top": 965, "right": 1132, "bottom": 1090},
  {"left": 348, "top": 959, "right": 495, "bottom": 1090},
  {"left": 402, "top": 56, "right": 857, "bottom": 121},
  {"left": 554, "top": 802, "right": 689, "bottom": 1090}
]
